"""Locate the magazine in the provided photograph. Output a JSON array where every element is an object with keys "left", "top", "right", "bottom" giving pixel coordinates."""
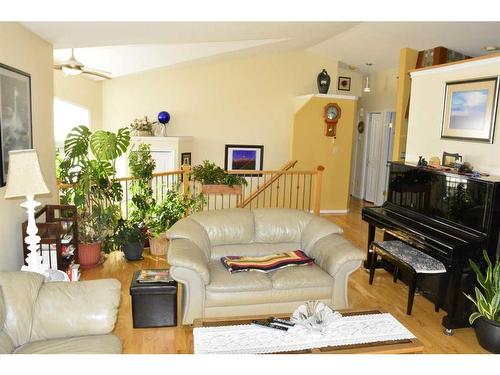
[{"left": 136, "top": 269, "right": 173, "bottom": 283}]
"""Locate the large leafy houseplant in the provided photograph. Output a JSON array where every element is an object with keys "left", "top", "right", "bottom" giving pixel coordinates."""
[
  {"left": 114, "top": 219, "right": 147, "bottom": 261},
  {"left": 464, "top": 250, "right": 500, "bottom": 353},
  {"left": 128, "top": 143, "right": 156, "bottom": 224},
  {"left": 59, "top": 125, "right": 130, "bottom": 258}
]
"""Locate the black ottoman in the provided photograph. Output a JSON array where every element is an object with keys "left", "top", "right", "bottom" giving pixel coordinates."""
[{"left": 129, "top": 270, "right": 178, "bottom": 328}]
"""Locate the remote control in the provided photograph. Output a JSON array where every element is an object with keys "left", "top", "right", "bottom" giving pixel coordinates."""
[
  {"left": 251, "top": 320, "right": 289, "bottom": 331},
  {"left": 270, "top": 317, "right": 295, "bottom": 327}
]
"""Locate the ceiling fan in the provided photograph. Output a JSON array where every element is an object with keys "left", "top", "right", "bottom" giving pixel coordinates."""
[{"left": 54, "top": 49, "right": 112, "bottom": 80}]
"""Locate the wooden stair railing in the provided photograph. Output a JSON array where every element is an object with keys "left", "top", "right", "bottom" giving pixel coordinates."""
[{"left": 237, "top": 160, "right": 298, "bottom": 209}]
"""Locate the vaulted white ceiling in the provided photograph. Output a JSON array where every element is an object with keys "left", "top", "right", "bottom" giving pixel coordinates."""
[{"left": 22, "top": 21, "right": 500, "bottom": 79}]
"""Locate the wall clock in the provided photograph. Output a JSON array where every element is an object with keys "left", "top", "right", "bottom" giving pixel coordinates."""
[{"left": 323, "top": 103, "right": 342, "bottom": 137}]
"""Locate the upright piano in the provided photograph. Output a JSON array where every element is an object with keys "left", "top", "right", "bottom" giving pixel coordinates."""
[{"left": 362, "top": 162, "right": 500, "bottom": 331}]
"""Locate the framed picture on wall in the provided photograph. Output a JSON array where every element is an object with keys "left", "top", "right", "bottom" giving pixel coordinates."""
[
  {"left": 224, "top": 144, "right": 264, "bottom": 175},
  {"left": 337, "top": 76, "right": 351, "bottom": 91},
  {"left": 441, "top": 77, "right": 499, "bottom": 143},
  {"left": 181, "top": 152, "right": 191, "bottom": 166},
  {"left": 0, "top": 63, "right": 33, "bottom": 187}
]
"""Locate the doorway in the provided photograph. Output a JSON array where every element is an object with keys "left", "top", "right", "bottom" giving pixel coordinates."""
[{"left": 363, "top": 111, "right": 396, "bottom": 205}]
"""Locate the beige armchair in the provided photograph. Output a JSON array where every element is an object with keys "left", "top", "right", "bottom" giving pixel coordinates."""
[
  {"left": 167, "top": 208, "right": 364, "bottom": 325},
  {"left": 0, "top": 271, "right": 122, "bottom": 354}
]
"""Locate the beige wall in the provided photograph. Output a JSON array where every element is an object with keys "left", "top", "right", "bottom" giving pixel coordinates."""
[
  {"left": 54, "top": 70, "right": 103, "bottom": 130},
  {"left": 292, "top": 96, "right": 357, "bottom": 212},
  {"left": 407, "top": 58, "right": 500, "bottom": 174},
  {"left": 0, "top": 23, "right": 56, "bottom": 271},
  {"left": 101, "top": 50, "right": 339, "bottom": 169}
]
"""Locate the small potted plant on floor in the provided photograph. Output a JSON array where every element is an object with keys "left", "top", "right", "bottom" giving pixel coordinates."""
[
  {"left": 464, "top": 249, "right": 500, "bottom": 353},
  {"left": 191, "top": 160, "right": 247, "bottom": 195},
  {"left": 146, "top": 188, "right": 205, "bottom": 256},
  {"left": 115, "top": 219, "right": 148, "bottom": 261}
]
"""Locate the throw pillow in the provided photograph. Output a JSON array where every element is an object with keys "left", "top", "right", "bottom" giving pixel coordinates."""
[{"left": 221, "top": 250, "right": 314, "bottom": 273}]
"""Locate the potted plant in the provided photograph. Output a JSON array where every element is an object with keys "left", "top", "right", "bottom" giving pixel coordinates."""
[
  {"left": 128, "top": 143, "right": 156, "bottom": 225},
  {"left": 146, "top": 188, "right": 205, "bottom": 256},
  {"left": 464, "top": 249, "right": 500, "bottom": 353},
  {"left": 115, "top": 219, "right": 147, "bottom": 261},
  {"left": 58, "top": 125, "right": 130, "bottom": 266},
  {"left": 191, "top": 160, "right": 247, "bottom": 195},
  {"left": 129, "top": 116, "right": 155, "bottom": 136}
]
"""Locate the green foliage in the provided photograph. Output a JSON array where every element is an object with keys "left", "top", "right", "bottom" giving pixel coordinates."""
[
  {"left": 114, "top": 219, "right": 147, "bottom": 247},
  {"left": 146, "top": 188, "right": 205, "bottom": 238},
  {"left": 464, "top": 250, "right": 500, "bottom": 324},
  {"left": 128, "top": 143, "right": 156, "bottom": 224},
  {"left": 191, "top": 160, "right": 247, "bottom": 186},
  {"left": 59, "top": 125, "right": 131, "bottom": 250}
]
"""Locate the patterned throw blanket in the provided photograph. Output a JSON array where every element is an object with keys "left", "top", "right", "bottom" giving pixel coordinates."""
[{"left": 221, "top": 250, "right": 314, "bottom": 273}]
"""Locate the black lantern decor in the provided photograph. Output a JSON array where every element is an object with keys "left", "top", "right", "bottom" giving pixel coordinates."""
[{"left": 317, "top": 69, "right": 331, "bottom": 94}]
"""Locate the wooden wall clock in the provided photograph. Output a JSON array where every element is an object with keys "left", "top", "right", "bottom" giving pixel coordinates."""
[{"left": 323, "top": 103, "right": 342, "bottom": 137}]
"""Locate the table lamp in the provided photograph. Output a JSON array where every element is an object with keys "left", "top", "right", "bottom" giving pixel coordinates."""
[{"left": 4, "top": 149, "right": 50, "bottom": 276}]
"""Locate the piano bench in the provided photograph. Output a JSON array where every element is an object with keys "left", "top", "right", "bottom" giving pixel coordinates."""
[{"left": 368, "top": 240, "right": 447, "bottom": 315}]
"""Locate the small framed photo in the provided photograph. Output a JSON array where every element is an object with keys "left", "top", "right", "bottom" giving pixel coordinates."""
[
  {"left": 0, "top": 63, "right": 33, "bottom": 187},
  {"left": 442, "top": 152, "right": 462, "bottom": 168},
  {"left": 181, "top": 152, "right": 191, "bottom": 166},
  {"left": 338, "top": 76, "right": 351, "bottom": 92},
  {"left": 441, "top": 77, "right": 499, "bottom": 143},
  {"left": 224, "top": 144, "right": 264, "bottom": 174}
]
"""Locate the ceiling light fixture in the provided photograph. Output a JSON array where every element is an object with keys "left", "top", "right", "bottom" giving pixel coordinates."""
[{"left": 364, "top": 63, "right": 373, "bottom": 93}]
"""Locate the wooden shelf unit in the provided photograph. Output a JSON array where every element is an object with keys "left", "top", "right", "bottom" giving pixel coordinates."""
[{"left": 22, "top": 204, "right": 78, "bottom": 273}]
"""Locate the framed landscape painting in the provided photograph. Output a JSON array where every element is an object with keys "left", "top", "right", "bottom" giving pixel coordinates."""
[
  {"left": 0, "top": 63, "right": 33, "bottom": 186},
  {"left": 441, "top": 77, "right": 499, "bottom": 143},
  {"left": 224, "top": 144, "right": 264, "bottom": 174}
]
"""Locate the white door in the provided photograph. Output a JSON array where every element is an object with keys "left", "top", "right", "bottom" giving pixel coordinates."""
[
  {"left": 364, "top": 112, "right": 383, "bottom": 203},
  {"left": 377, "top": 112, "right": 396, "bottom": 204}
]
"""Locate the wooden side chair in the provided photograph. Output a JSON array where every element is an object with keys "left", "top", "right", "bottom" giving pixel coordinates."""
[{"left": 368, "top": 240, "right": 447, "bottom": 315}]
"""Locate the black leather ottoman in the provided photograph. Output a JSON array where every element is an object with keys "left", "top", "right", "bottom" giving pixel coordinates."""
[{"left": 129, "top": 270, "right": 178, "bottom": 328}]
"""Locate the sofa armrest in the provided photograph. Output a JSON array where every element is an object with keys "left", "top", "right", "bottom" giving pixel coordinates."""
[
  {"left": 167, "top": 218, "right": 211, "bottom": 259},
  {"left": 30, "top": 279, "right": 121, "bottom": 342},
  {"left": 167, "top": 239, "right": 210, "bottom": 285},
  {"left": 310, "top": 234, "right": 364, "bottom": 278},
  {"left": 301, "top": 216, "right": 343, "bottom": 254}
]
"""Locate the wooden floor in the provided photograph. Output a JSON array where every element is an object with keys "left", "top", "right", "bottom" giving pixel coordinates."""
[{"left": 81, "top": 197, "right": 487, "bottom": 354}]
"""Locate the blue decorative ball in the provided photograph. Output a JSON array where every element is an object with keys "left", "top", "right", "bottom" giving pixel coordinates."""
[{"left": 158, "top": 111, "right": 170, "bottom": 124}]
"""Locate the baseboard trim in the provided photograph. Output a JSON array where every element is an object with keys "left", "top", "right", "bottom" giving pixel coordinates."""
[{"left": 308, "top": 209, "right": 349, "bottom": 215}]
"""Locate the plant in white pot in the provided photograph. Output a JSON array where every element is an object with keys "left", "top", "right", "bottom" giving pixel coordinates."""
[
  {"left": 146, "top": 188, "right": 205, "bottom": 256},
  {"left": 464, "top": 250, "right": 500, "bottom": 353}
]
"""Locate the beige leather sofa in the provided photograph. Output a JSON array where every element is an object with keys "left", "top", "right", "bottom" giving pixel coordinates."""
[
  {"left": 0, "top": 271, "right": 122, "bottom": 354},
  {"left": 167, "top": 208, "right": 364, "bottom": 325}
]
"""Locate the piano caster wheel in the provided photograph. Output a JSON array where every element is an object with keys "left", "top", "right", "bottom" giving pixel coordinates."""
[{"left": 444, "top": 328, "right": 454, "bottom": 336}]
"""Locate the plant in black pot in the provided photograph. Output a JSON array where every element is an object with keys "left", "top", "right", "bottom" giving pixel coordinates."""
[
  {"left": 464, "top": 250, "right": 500, "bottom": 353},
  {"left": 115, "top": 219, "right": 147, "bottom": 261}
]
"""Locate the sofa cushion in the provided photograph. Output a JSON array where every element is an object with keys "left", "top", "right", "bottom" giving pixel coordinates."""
[
  {"left": 206, "top": 262, "right": 272, "bottom": 292},
  {"left": 253, "top": 209, "right": 313, "bottom": 243},
  {"left": 0, "top": 288, "right": 14, "bottom": 354},
  {"left": 189, "top": 209, "right": 255, "bottom": 246},
  {"left": 270, "top": 263, "right": 333, "bottom": 289},
  {"left": 221, "top": 251, "right": 314, "bottom": 273},
  {"left": 13, "top": 334, "right": 122, "bottom": 354},
  {"left": 210, "top": 242, "right": 301, "bottom": 261}
]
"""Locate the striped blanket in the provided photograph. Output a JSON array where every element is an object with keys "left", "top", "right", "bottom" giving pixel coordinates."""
[{"left": 221, "top": 250, "right": 314, "bottom": 273}]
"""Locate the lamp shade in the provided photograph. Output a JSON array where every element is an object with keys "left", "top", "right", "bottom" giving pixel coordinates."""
[{"left": 4, "top": 149, "right": 50, "bottom": 199}]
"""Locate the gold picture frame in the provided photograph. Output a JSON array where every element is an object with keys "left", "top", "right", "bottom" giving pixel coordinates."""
[{"left": 441, "top": 77, "right": 499, "bottom": 143}]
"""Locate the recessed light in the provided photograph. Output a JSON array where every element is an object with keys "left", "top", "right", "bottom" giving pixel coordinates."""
[{"left": 484, "top": 46, "right": 500, "bottom": 52}]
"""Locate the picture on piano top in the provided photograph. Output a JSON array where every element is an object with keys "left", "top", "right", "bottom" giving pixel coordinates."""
[{"left": 388, "top": 163, "right": 490, "bottom": 233}]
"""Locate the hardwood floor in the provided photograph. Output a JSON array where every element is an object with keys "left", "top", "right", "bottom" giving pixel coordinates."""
[{"left": 81, "top": 197, "right": 487, "bottom": 354}]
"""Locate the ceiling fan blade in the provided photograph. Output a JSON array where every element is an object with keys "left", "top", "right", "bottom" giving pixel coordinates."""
[
  {"left": 81, "top": 68, "right": 111, "bottom": 80},
  {"left": 53, "top": 64, "right": 63, "bottom": 70}
]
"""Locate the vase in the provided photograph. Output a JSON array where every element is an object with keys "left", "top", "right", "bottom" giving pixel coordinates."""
[
  {"left": 317, "top": 69, "right": 331, "bottom": 94},
  {"left": 154, "top": 123, "right": 167, "bottom": 137},
  {"left": 134, "top": 130, "right": 152, "bottom": 137},
  {"left": 78, "top": 242, "right": 102, "bottom": 269},
  {"left": 122, "top": 241, "right": 145, "bottom": 261},
  {"left": 149, "top": 235, "right": 169, "bottom": 256}
]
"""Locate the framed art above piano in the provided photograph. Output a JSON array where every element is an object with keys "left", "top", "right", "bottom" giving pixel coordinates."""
[{"left": 362, "top": 161, "right": 500, "bottom": 332}]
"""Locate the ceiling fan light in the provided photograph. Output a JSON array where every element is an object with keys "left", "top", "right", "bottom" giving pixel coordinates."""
[
  {"left": 363, "top": 76, "right": 371, "bottom": 93},
  {"left": 62, "top": 66, "right": 82, "bottom": 76}
]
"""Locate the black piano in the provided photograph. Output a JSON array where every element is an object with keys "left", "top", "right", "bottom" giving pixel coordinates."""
[{"left": 362, "top": 162, "right": 500, "bottom": 332}]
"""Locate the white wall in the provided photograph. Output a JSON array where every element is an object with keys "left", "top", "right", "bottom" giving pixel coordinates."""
[
  {"left": 101, "top": 50, "right": 339, "bottom": 169},
  {"left": 407, "top": 57, "right": 500, "bottom": 174},
  {"left": 0, "top": 23, "right": 56, "bottom": 271}
]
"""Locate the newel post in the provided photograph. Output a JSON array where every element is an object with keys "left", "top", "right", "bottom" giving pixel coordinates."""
[
  {"left": 313, "top": 165, "right": 325, "bottom": 216},
  {"left": 182, "top": 165, "right": 191, "bottom": 216}
]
